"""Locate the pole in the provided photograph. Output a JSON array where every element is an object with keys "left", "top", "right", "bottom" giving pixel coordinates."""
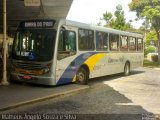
[{"left": 0, "top": 0, "right": 9, "bottom": 85}]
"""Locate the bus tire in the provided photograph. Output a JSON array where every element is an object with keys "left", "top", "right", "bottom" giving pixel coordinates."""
[
  {"left": 124, "top": 62, "right": 130, "bottom": 76},
  {"left": 76, "top": 67, "right": 88, "bottom": 85}
]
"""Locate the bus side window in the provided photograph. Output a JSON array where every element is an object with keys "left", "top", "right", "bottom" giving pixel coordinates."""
[
  {"left": 65, "top": 31, "right": 76, "bottom": 51},
  {"left": 109, "top": 33, "right": 119, "bottom": 51},
  {"left": 58, "top": 29, "right": 76, "bottom": 60},
  {"left": 129, "top": 37, "right": 136, "bottom": 51},
  {"left": 78, "top": 29, "right": 94, "bottom": 51},
  {"left": 137, "top": 38, "right": 143, "bottom": 51},
  {"left": 120, "top": 36, "right": 128, "bottom": 51},
  {"left": 96, "top": 31, "right": 108, "bottom": 51}
]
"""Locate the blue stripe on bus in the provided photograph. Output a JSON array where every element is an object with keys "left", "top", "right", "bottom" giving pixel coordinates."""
[{"left": 56, "top": 52, "right": 96, "bottom": 85}]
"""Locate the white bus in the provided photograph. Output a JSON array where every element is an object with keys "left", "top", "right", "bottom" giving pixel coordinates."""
[{"left": 11, "top": 19, "right": 144, "bottom": 85}]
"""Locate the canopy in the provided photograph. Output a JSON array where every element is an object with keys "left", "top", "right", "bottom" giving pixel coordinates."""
[{"left": 0, "top": 0, "right": 73, "bottom": 34}]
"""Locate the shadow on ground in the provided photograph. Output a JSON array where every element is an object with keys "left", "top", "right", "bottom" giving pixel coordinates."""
[
  {"left": 88, "top": 69, "right": 145, "bottom": 86},
  {"left": 1, "top": 83, "right": 152, "bottom": 120}
]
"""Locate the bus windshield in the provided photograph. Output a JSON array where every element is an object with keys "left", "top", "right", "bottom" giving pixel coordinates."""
[{"left": 12, "top": 29, "right": 56, "bottom": 61}]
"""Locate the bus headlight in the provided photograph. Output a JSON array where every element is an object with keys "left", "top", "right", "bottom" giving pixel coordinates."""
[
  {"left": 43, "top": 63, "right": 52, "bottom": 74},
  {"left": 43, "top": 67, "right": 50, "bottom": 73}
]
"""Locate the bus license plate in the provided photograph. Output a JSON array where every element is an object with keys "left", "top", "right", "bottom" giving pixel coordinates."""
[{"left": 23, "top": 75, "right": 32, "bottom": 80}]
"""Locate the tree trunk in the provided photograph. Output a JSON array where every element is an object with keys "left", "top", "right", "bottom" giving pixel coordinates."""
[
  {"left": 156, "top": 30, "right": 160, "bottom": 63},
  {"left": 153, "top": 18, "right": 160, "bottom": 63},
  {"left": 158, "top": 43, "right": 160, "bottom": 63}
]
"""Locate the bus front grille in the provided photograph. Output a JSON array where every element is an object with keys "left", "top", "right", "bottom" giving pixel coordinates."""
[
  {"left": 13, "top": 61, "right": 44, "bottom": 70},
  {"left": 12, "top": 61, "right": 47, "bottom": 75}
]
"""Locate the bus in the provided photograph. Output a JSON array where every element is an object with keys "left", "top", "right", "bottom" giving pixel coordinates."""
[{"left": 11, "top": 19, "right": 144, "bottom": 85}]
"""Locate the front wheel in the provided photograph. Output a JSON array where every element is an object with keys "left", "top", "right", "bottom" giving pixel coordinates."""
[
  {"left": 76, "top": 67, "right": 88, "bottom": 85},
  {"left": 124, "top": 63, "right": 130, "bottom": 76}
]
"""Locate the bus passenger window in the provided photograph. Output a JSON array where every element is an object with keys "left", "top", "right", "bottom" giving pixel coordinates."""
[
  {"left": 78, "top": 29, "right": 94, "bottom": 51},
  {"left": 57, "top": 30, "right": 76, "bottom": 60},
  {"left": 109, "top": 34, "right": 119, "bottom": 51},
  {"left": 120, "top": 36, "right": 128, "bottom": 51},
  {"left": 96, "top": 31, "right": 108, "bottom": 51},
  {"left": 137, "top": 38, "right": 143, "bottom": 51},
  {"left": 129, "top": 37, "right": 136, "bottom": 51}
]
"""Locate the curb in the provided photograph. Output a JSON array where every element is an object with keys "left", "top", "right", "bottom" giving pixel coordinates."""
[{"left": 0, "top": 86, "right": 89, "bottom": 112}]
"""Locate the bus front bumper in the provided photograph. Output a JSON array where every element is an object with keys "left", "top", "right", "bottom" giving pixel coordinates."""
[{"left": 10, "top": 73, "right": 56, "bottom": 86}]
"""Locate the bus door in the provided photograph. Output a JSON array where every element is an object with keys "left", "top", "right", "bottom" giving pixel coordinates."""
[{"left": 56, "top": 26, "right": 77, "bottom": 85}]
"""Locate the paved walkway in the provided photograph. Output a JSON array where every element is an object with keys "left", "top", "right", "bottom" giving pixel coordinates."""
[{"left": 0, "top": 82, "right": 88, "bottom": 111}]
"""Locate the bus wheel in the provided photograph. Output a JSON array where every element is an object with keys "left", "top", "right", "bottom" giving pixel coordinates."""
[
  {"left": 76, "top": 67, "right": 88, "bottom": 85},
  {"left": 124, "top": 62, "right": 130, "bottom": 76}
]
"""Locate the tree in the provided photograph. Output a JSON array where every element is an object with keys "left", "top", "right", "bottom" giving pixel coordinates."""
[
  {"left": 146, "top": 30, "right": 157, "bottom": 46},
  {"left": 113, "top": 4, "right": 129, "bottom": 30},
  {"left": 101, "top": 11, "right": 113, "bottom": 27},
  {"left": 129, "top": 0, "right": 160, "bottom": 62},
  {"left": 102, "top": 4, "right": 130, "bottom": 30}
]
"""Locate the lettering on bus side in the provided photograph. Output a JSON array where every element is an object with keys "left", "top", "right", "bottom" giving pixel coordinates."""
[{"left": 108, "top": 56, "right": 124, "bottom": 63}]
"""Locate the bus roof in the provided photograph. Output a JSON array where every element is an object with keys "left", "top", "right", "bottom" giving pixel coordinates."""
[
  {"left": 64, "top": 20, "right": 144, "bottom": 38},
  {"left": 18, "top": 19, "right": 144, "bottom": 38}
]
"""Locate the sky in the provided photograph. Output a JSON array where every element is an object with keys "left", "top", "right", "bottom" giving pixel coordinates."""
[{"left": 67, "top": 0, "right": 143, "bottom": 28}]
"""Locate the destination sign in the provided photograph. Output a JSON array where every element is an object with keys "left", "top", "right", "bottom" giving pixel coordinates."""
[
  {"left": 24, "top": 0, "right": 40, "bottom": 6},
  {"left": 20, "top": 20, "right": 56, "bottom": 28}
]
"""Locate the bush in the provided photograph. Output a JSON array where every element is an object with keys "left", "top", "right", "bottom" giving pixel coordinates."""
[
  {"left": 145, "top": 46, "right": 156, "bottom": 57},
  {"left": 151, "top": 55, "right": 158, "bottom": 62},
  {"left": 143, "top": 59, "right": 160, "bottom": 67}
]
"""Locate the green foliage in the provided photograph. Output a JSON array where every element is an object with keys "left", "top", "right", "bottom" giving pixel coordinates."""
[
  {"left": 129, "top": 0, "right": 160, "bottom": 62},
  {"left": 145, "top": 46, "right": 156, "bottom": 56},
  {"left": 142, "top": 6, "right": 160, "bottom": 19},
  {"left": 102, "top": 12, "right": 112, "bottom": 25},
  {"left": 102, "top": 4, "right": 130, "bottom": 30},
  {"left": 143, "top": 59, "right": 160, "bottom": 67},
  {"left": 129, "top": 0, "right": 160, "bottom": 18},
  {"left": 113, "top": 5, "right": 129, "bottom": 30},
  {"left": 146, "top": 30, "right": 157, "bottom": 46},
  {"left": 129, "top": 0, "right": 160, "bottom": 38},
  {"left": 151, "top": 54, "right": 158, "bottom": 62},
  {"left": 127, "top": 26, "right": 145, "bottom": 34}
]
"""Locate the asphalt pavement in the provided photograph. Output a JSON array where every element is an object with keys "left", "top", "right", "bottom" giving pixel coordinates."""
[
  {"left": 0, "top": 67, "right": 160, "bottom": 120},
  {"left": 0, "top": 82, "right": 89, "bottom": 111}
]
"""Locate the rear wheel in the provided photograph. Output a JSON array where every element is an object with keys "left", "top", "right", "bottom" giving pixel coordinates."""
[
  {"left": 124, "top": 63, "right": 130, "bottom": 76},
  {"left": 76, "top": 67, "right": 88, "bottom": 85}
]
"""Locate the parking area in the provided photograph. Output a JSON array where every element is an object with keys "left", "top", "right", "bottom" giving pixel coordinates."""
[
  {"left": 104, "top": 67, "right": 160, "bottom": 114},
  {"left": 0, "top": 67, "right": 160, "bottom": 120}
]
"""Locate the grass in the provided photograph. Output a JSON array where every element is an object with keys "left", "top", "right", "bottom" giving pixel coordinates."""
[{"left": 143, "top": 59, "right": 160, "bottom": 68}]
